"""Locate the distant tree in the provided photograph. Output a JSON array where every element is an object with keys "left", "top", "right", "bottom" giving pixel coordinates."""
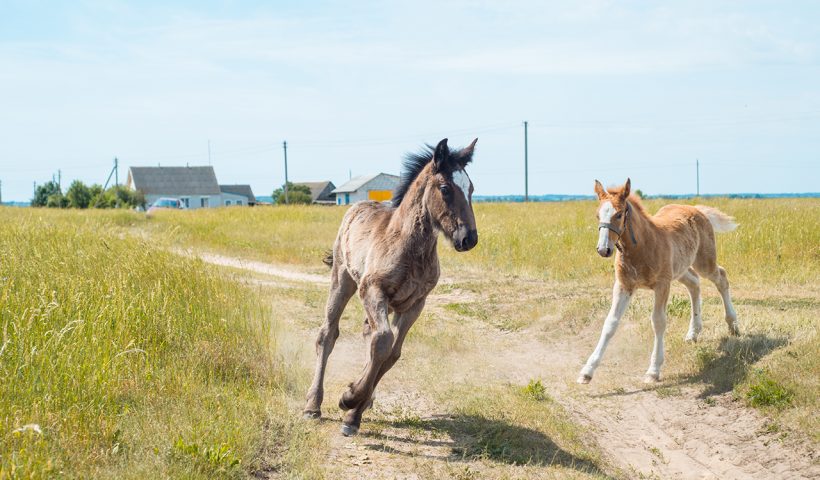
[
  {"left": 89, "top": 185, "right": 145, "bottom": 209},
  {"left": 88, "top": 184, "right": 105, "bottom": 207},
  {"left": 66, "top": 180, "right": 92, "bottom": 208},
  {"left": 635, "top": 189, "right": 645, "bottom": 199},
  {"left": 32, "top": 181, "right": 61, "bottom": 207},
  {"left": 46, "top": 192, "right": 68, "bottom": 208},
  {"left": 272, "top": 182, "right": 313, "bottom": 205},
  {"left": 109, "top": 185, "right": 146, "bottom": 209},
  {"left": 130, "top": 189, "right": 146, "bottom": 209}
]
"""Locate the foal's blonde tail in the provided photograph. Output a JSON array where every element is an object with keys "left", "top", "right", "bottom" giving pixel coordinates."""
[{"left": 695, "top": 205, "right": 738, "bottom": 233}]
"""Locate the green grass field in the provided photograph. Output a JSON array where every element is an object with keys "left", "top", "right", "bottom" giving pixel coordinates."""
[
  {"left": 0, "top": 209, "right": 322, "bottom": 479},
  {"left": 1, "top": 198, "right": 817, "bottom": 478}
]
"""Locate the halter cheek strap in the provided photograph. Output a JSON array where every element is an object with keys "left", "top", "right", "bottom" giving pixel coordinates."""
[{"left": 598, "top": 202, "right": 638, "bottom": 250}]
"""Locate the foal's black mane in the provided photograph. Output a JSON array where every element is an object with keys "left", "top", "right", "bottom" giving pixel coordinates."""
[{"left": 392, "top": 145, "right": 434, "bottom": 207}]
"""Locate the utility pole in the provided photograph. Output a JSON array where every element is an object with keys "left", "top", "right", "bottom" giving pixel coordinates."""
[
  {"left": 696, "top": 159, "right": 700, "bottom": 197},
  {"left": 103, "top": 158, "right": 119, "bottom": 190},
  {"left": 523, "top": 121, "right": 529, "bottom": 202},
  {"left": 283, "top": 141, "right": 289, "bottom": 204},
  {"left": 208, "top": 139, "right": 212, "bottom": 165}
]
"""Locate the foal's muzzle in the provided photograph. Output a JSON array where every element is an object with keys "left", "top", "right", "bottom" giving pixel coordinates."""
[
  {"left": 597, "top": 226, "right": 614, "bottom": 257},
  {"left": 454, "top": 229, "right": 478, "bottom": 252}
]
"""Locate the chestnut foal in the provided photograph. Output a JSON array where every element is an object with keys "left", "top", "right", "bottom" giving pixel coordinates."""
[
  {"left": 303, "top": 138, "right": 479, "bottom": 436},
  {"left": 578, "top": 179, "right": 739, "bottom": 384}
]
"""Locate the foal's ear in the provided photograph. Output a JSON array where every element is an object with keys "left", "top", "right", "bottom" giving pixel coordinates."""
[
  {"left": 594, "top": 179, "right": 606, "bottom": 199},
  {"left": 432, "top": 138, "right": 449, "bottom": 172},
  {"left": 458, "top": 138, "right": 478, "bottom": 167},
  {"left": 620, "top": 178, "right": 631, "bottom": 199}
]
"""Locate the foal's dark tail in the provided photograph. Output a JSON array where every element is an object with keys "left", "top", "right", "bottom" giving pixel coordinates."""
[{"left": 322, "top": 250, "right": 334, "bottom": 268}]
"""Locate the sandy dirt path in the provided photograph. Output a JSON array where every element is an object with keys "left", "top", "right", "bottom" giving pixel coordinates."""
[{"left": 190, "top": 250, "right": 819, "bottom": 479}]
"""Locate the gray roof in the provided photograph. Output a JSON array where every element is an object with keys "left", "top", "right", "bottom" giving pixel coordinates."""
[
  {"left": 220, "top": 184, "right": 257, "bottom": 203},
  {"left": 331, "top": 173, "right": 399, "bottom": 194},
  {"left": 294, "top": 181, "right": 336, "bottom": 202},
  {"left": 128, "top": 166, "right": 221, "bottom": 195}
]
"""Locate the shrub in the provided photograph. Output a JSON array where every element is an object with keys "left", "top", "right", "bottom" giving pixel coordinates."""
[
  {"left": 746, "top": 371, "right": 794, "bottom": 408},
  {"left": 272, "top": 182, "right": 313, "bottom": 205}
]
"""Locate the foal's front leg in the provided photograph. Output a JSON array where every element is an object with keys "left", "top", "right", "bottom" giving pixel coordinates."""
[
  {"left": 578, "top": 282, "right": 632, "bottom": 384},
  {"left": 343, "top": 299, "right": 426, "bottom": 435},
  {"left": 338, "top": 283, "right": 393, "bottom": 436},
  {"left": 645, "top": 283, "right": 670, "bottom": 383}
]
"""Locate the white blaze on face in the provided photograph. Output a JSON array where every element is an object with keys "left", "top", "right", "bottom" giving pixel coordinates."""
[
  {"left": 598, "top": 201, "right": 615, "bottom": 223},
  {"left": 597, "top": 201, "right": 615, "bottom": 252},
  {"left": 452, "top": 169, "right": 472, "bottom": 205}
]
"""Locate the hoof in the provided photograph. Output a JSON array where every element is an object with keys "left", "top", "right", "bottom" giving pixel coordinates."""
[
  {"left": 302, "top": 410, "right": 321, "bottom": 420},
  {"left": 643, "top": 374, "right": 661, "bottom": 384},
  {"left": 340, "top": 423, "right": 359, "bottom": 437},
  {"left": 684, "top": 334, "right": 698, "bottom": 343},
  {"left": 577, "top": 374, "right": 592, "bottom": 384}
]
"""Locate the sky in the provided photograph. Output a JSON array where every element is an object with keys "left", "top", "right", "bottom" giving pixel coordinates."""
[{"left": 1, "top": 0, "right": 819, "bottom": 201}]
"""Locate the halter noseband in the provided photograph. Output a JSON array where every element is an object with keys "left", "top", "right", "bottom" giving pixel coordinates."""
[{"left": 598, "top": 202, "right": 638, "bottom": 252}]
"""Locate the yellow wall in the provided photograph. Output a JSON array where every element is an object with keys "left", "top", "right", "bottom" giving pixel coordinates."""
[{"left": 368, "top": 190, "right": 392, "bottom": 202}]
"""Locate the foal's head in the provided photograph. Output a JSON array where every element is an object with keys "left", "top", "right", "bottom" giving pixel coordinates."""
[
  {"left": 394, "top": 138, "right": 478, "bottom": 251},
  {"left": 593, "top": 178, "right": 631, "bottom": 257}
]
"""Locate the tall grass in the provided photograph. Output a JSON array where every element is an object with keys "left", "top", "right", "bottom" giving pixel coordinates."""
[
  {"left": 0, "top": 209, "right": 309, "bottom": 478},
  {"left": 444, "top": 198, "right": 820, "bottom": 284},
  {"left": 145, "top": 206, "right": 344, "bottom": 267},
  {"left": 146, "top": 198, "right": 820, "bottom": 285}
]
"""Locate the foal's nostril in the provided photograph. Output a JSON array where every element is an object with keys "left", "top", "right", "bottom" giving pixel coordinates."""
[
  {"left": 606, "top": 247, "right": 612, "bottom": 256},
  {"left": 466, "top": 230, "right": 478, "bottom": 249}
]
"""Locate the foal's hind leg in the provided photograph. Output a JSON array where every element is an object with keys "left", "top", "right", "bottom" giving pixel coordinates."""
[
  {"left": 303, "top": 266, "right": 357, "bottom": 419},
  {"left": 699, "top": 265, "right": 739, "bottom": 336},
  {"left": 678, "top": 268, "right": 702, "bottom": 342},
  {"left": 341, "top": 299, "right": 425, "bottom": 436},
  {"left": 645, "top": 282, "right": 670, "bottom": 383}
]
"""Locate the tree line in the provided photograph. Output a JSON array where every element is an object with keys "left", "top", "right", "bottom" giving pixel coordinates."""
[{"left": 32, "top": 180, "right": 146, "bottom": 209}]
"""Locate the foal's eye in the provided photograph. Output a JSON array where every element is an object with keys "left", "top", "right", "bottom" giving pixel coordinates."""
[
  {"left": 439, "top": 184, "right": 451, "bottom": 195},
  {"left": 612, "top": 212, "right": 622, "bottom": 220}
]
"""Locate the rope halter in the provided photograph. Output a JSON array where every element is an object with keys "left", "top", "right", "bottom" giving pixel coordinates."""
[{"left": 598, "top": 202, "right": 638, "bottom": 252}]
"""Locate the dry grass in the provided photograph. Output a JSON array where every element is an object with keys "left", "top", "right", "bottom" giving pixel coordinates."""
[{"left": 140, "top": 198, "right": 819, "bottom": 443}]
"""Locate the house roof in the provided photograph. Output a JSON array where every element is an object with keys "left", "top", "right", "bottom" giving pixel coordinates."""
[
  {"left": 220, "top": 184, "right": 257, "bottom": 203},
  {"left": 128, "top": 166, "right": 221, "bottom": 195},
  {"left": 331, "top": 173, "right": 398, "bottom": 194},
  {"left": 294, "top": 181, "right": 336, "bottom": 202}
]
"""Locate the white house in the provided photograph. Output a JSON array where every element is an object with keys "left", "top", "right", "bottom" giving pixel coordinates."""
[
  {"left": 331, "top": 173, "right": 400, "bottom": 205},
  {"left": 219, "top": 185, "right": 257, "bottom": 206},
  {"left": 126, "top": 166, "right": 255, "bottom": 209}
]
